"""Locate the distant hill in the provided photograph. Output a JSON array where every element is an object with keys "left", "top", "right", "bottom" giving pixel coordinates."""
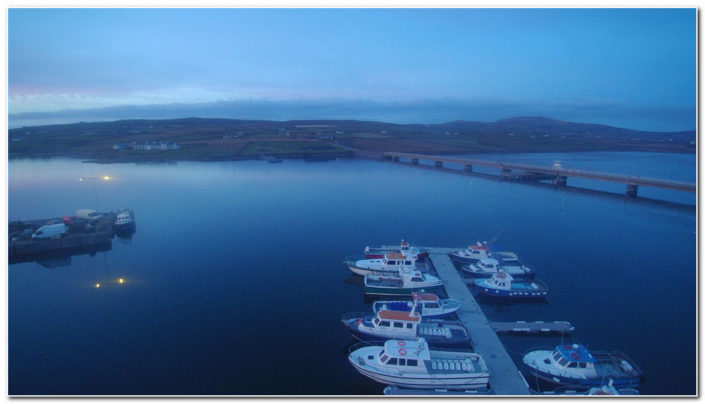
[{"left": 8, "top": 116, "right": 695, "bottom": 162}]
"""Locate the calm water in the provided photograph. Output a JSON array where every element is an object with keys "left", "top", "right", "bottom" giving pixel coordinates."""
[{"left": 8, "top": 152, "right": 696, "bottom": 395}]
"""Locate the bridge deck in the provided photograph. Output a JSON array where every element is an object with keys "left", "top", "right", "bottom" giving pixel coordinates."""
[
  {"left": 427, "top": 251, "right": 531, "bottom": 395},
  {"left": 385, "top": 152, "right": 695, "bottom": 193}
]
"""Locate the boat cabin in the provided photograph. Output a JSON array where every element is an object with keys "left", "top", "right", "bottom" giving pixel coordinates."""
[
  {"left": 383, "top": 252, "right": 415, "bottom": 268},
  {"left": 487, "top": 271, "right": 514, "bottom": 290},
  {"left": 412, "top": 292, "right": 442, "bottom": 310},
  {"left": 547, "top": 344, "right": 597, "bottom": 372},
  {"left": 366, "top": 309, "right": 421, "bottom": 337},
  {"left": 375, "top": 339, "right": 430, "bottom": 369},
  {"left": 474, "top": 258, "right": 500, "bottom": 273}
]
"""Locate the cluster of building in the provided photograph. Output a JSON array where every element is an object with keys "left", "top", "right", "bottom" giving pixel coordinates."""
[{"left": 113, "top": 141, "right": 181, "bottom": 151}]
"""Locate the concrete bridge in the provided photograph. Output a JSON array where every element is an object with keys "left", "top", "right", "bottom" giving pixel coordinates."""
[{"left": 384, "top": 152, "right": 696, "bottom": 197}]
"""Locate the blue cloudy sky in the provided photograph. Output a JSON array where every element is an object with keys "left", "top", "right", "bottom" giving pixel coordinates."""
[{"left": 8, "top": 8, "right": 696, "bottom": 131}]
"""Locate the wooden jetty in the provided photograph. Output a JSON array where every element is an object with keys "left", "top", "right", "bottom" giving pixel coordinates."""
[
  {"left": 426, "top": 249, "right": 531, "bottom": 395},
  {"left": 383, "top": 152, "right": 696, "bottom": 197},
  {"left": 490, "top": 321, "right": 574, "bottom": 335},
  {"left": 384, "top": 386, "right": 491, "bottom": 396}
]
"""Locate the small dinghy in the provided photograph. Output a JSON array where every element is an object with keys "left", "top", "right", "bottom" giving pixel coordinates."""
[
  {"left": 474, "top": 271, "right": 549, "bottom": 299},
  {"left": 523, "top": 344, "right": 644, "bottom": 388},
  {"left": 348, "top": 338, "right": 489, "bottom": 390},
  {"left": 372, "top": 292, "right": 460, "bottom": 318}
]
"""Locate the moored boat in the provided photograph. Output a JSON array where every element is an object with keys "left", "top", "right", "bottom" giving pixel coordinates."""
[
  {"left": 460, "top": 257, "right": 535, "bottom": 279},
  {"left": 449, "top": 241, "right": 519, "bottom": 264},
  {"left": 365, "top": 240, "right": 429, "bottom": 260},
  {"left": 372, "top": 292, "right": 461, "bottom": 318},
  {"left": 365, "top": 269, "right": 443, "bottom": 296},
  {"left": 341, "top": 308, "right": 472, "bottom": 347},
  {"left": 346, "top": 252, "right": 417, "bottom": 276},
  {"left": 348, "top": 338, "right": 490, "bottom": 390},
  {"left": 474, "top": 271, "right": 549, "bottom": 299},
  {"left": 114, "top": 208, "right": 134, "bottom": 229},
  {"left": 523, "top": 344, "right": 644, "bottom": 388}
]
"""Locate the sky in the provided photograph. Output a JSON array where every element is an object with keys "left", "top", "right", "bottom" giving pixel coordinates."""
[{"left": 8, "top": 8, "right": 696, "bottom": 131}]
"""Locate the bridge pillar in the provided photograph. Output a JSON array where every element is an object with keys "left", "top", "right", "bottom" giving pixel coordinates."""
[
  {"left": 411, "top": 158, "right": 419, "bottom": 165},
  {"left": 553, "top": 175, "right": 567, "bottom": 186},
  {"left": 464, "top": 164, "right": 473, "bottom": 172},
  {"left": 501, "top": 167, "right": 511, "bottom": 179},
  {"left": 392, "top": 156, "right": 400, "bottom": 162},
  {"left": 626, "top": 184, "right": 638, "bottom": 197},
  {"left": 435, "top": 161, "right": 443, "bottom": 168}
]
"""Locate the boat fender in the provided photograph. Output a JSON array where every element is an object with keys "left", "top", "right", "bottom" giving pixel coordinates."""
[{"left": 621, "top": 360, "right": 634, "bottom": 373}]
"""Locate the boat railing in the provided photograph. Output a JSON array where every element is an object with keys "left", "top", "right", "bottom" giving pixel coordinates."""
[
  {"left": 348, "top": 340, "right": 377, "bottom": 354},
  {"left": 341, "top": 312, "right": 370, "bottom": 322}
]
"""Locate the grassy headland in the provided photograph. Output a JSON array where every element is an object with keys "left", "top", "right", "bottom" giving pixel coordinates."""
[{"left": 8, "top": 117, "right": 695, "bottom": 163}]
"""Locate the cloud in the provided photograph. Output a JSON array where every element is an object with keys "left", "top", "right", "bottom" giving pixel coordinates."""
[{"left": 8, "top": 98, "right": 695, "bottom": 132}]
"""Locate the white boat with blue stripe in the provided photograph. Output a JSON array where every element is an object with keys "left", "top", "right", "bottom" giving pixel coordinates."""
[
  {"left": 365, "top": 268, "right": 443, "bottom": 296},
  {"left": 348, "top": 338, "right": 490, "bottom": 390},
  {"left": 523, "top": 344, "right": 644, "bottom": 388}
]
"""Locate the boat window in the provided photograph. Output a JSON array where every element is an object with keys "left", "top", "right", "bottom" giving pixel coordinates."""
[
  {"left": 411, "top": 277, "right": 423, "bottom": 282},
  {"left": 579, "top": 363, "right": 587, "bottom": 368},
  {"left": 407, "top": 359, "right": 417, "bottom": 366},
  {"left": 380, "top": 321, "right": 390, "bottom": 327},
  {"left": 405, "top": 261, "right": 412, "bottom": 265},
  {"left": 393, "top": 322, "right": 403, "bottom": 328},
  {"left": 387, "top": 358, "right": 397, "bottom": 365},
  {"left": 558, "top": 358, "right": 568, "bottom": 366},
  {"left": 380, "top": 354, "right": 389, "bottom": 363},
  {"left": 567, "top": 362, "right": 578, "bottom": 368},
  {"left": 399, "top": 358, "right": 406, "bottom": 366},
  {"left": 387, "top": 260, "right": 396, "bottom": 265},
  {"left": 374, "top": 318, "right": 380, "bottom": 325},
  {"left": 552, "top": 352, "right": 561, "bottom": 361},
  {"left": 426, "top": 303, "right": 439, "bottom": 308},
  {"left": 406, "top": 323, "right": 413, "bottom": 329}
]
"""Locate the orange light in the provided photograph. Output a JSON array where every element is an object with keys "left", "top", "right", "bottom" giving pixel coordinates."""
[
  {"left": 102, "top": 176, "right": 112, "bottom": 181},
  {"left": 95, "top": 283, "right": 101, "bottom": 288},
  {"left": 118, "top": 278, "right": 125, "bottom": 284}
]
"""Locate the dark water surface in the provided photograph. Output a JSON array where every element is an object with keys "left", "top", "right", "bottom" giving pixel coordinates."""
[{"left": 8, "top": 152, "right": 696, "bottom": 395}]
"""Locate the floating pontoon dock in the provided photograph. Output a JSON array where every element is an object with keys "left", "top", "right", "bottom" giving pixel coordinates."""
[
  {"left": 425, "top": 249, "right": 532, "bottom": 395},
  {"left": 490, "top": 321, "right": 574, "bottom": 335}
]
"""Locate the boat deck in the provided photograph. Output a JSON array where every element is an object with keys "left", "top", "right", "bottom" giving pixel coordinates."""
[
  {"left": 424, "top": 358, "right": 483, "bottom": 374},
  {"left": 491, "top": 321, "right": 574, "bottom": 335}
]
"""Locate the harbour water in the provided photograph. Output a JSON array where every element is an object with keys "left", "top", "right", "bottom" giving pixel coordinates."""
[{"left": 8, "top": 152, "right": 696, "bottom": 395}]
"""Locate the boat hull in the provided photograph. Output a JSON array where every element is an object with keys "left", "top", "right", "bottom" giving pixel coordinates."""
[
  {"left": 448, "top": 251, "right": 477, "bottom": 264},
  {"left": 349, "top": 358, "right": 489, "bottom": 390},
  {"left": 365, "top": 285, "right": 443, "bottom": 296},
  {"left": 348, "top": 264, "right": 397, "bottom": 277},
  {"left": 460, "top": 266, "right": 535, "bottom": 279},
  {"left": 525, "top": 367, "right": 642, "bottom": 388},
  {"left": 343, "top": 320, "right": 471, "bottom": 348}
]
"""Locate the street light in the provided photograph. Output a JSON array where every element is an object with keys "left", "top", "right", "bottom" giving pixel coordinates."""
[{"left": 78, "top": 175, "right": 113, "bottom": 211}]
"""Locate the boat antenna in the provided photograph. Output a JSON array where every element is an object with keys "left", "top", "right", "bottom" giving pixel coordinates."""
[{"left": 488, "top": 227, "right": 507, "bottom": 245}]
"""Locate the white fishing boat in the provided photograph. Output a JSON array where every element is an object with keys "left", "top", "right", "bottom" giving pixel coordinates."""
[
  {"left": 365, "top": 239, "right": 429, "bottom": 260},
  {"left": 365, "top": 269, "right": 443, "bottom": 296},
  {"left": 346, "top": 252, "right": 417, "bottom": 276},
  {"left": 460, "top": 257, "right": 534, "bottom": 279},
  {"left": 523, "top": 344, "right": 644, "bottom": 388},
  {"left": 449, "top": 241, "right": 519, "bottom": 264},
  {"left": 372, "top": 293, "right": 461, "bottom": 318},
  {"left": 348, "top": 338, "right": 490, "bottom": 390}
]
